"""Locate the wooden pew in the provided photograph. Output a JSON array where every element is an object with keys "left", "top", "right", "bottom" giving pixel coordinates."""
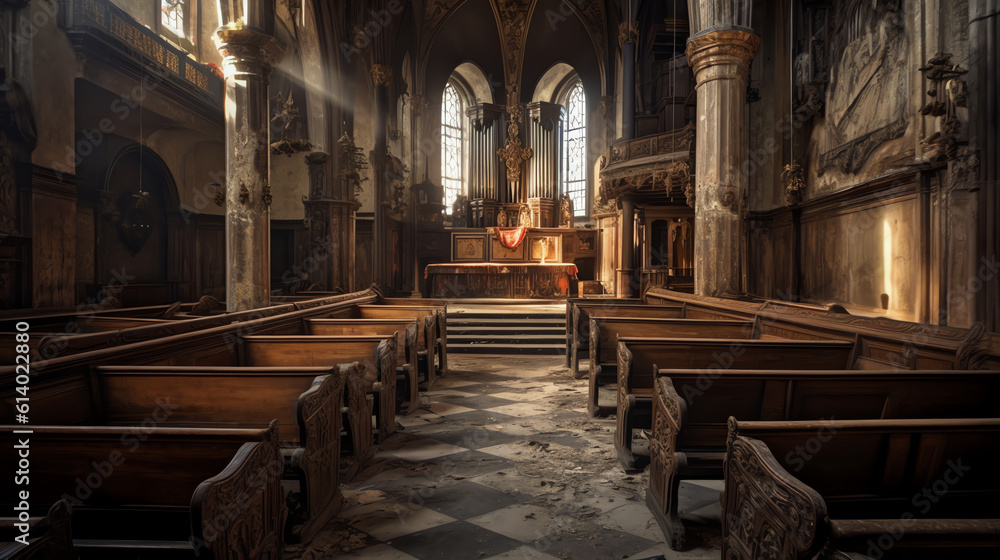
[
  {"left": 0, "top": 422, "right": 285, "bottom": 559},
  {"left": 92, "top": 363, "right": 354, "bottom": 544},
  {"left": 649, "top": 369, "right": 1000, "bottom": 549},
  {"left": 722, "top": 417, "right": 1000, "bottom": 560},
  {"left": 615, "top": 338, "right": 856, "bottom": 469},
  {"left": 0, "top": 500, "right": 75, "bottom": 560},
  {"left": 567, "top": 300, "right": 684, "bottom": 376},
  {"left": 25, "top": 289, "right": 379, "bottom": 362},
  {"left": 0, "top": 291, "right": 381, "bottom": 430},
  {"left": 643, "top": 288, "right": 987, "bottom": 370},
  {"left": 564, "top": 298, "right": 642, "bottom": 367},
  {"left": 74, "top": 316, "right": 174, "bottom": 333},
  {"left": 306, "top": 318, "right": 421, "bottom": 414},
  {"left": 379, "top": 298, "right": 450, "bottom": 379},
  {"left": 587, "top": 318, "right": 756, "bottom": 417},
  {"left": 240, "top": 335, "right": 397, "bottom": 472},
  {"left": 355, "top": 304, "right": 442, "bottom": 387}
]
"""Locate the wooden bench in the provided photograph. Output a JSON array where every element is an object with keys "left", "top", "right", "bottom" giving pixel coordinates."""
[
  {"left": 23, "top": 289, "right": 379, "bottom": 362},
  {"left": 355, "top": 304, "right": 442, "bottom": 387},
  {"left": 649, "top": 369, "right": 1000, "bottom": 549},
  {"left": 566, "top": 300, "right": 684, "bottom": 375},
  {"left": 723, "top": 417, "right": 1000, "bottom": 560},
  {"left": 644, "top": 288, "right": 988, "bottom": 369},
  {"left": 379, "top": 298, "right": 450, "bottom": 379},
  {"left": 74, "top": 316, "right": 175, "bottom": 333},
  {"left": 306, "top": 318, "right": 421, "bottom": 414},
  {"left": 564, "top": 298, "right": 642, "bottom": 366},
  {"left": 587, "top": 318, "right": 756, "bottom": 417},
  {"left": 240, "top": 334, "right": 397, "bottom": 471},
  {"left": 0, "top": 422, "right": 285, "bottom": 559},
  {"left": 0, "top": 500, "right": 74, "bottom": 559},
  {"left": 92, "top": 363, "right": 354, "bottom": 544},
  {"left": 615, "top": 338, "right": 856, "bottom": 469}
]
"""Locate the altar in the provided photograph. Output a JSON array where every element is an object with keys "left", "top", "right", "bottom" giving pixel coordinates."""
[
  {"left": 424, "top": 262, "right": 578, "bottom": 299},
  {"left": 421, "top": 226, "right": 595, "bottom": 299}
]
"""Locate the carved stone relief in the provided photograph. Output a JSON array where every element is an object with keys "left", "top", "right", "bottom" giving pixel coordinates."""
[{"left": 819, "top": 0, "right": 908, "bottom": 175}]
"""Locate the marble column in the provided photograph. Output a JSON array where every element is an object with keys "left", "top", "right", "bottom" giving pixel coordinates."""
[
  {"left": 686, "top": 29, "right": 759, "bottom": 297},
  {"left": 617, "top": 195, "right": 636, "bottom": 297},
  {"left": 215, "top": 22, "right": 282, "bottom": 312}
]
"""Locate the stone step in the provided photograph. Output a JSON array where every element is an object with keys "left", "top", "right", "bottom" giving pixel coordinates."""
[
  {"left": 448, "top": 342, "right": 565, "bottom": 355},
  {"left": 448, "top": 318, "right": 564, "bottom": 327},
  {"left": 448, "top": 326, "right": 565, "bottom": 335},
  {"left": 448, "top": 312, "right": 565, "bottom": 321},
  {"left": 450, "top": 334, "right": 565, "bottom": 344},
  {"left": 446, "top": 304, "right": 567, "bottom": 355}
]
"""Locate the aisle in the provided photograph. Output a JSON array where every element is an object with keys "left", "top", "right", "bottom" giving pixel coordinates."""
[{"left": 284, "top": 354, "right": 722, "bottom": 560}]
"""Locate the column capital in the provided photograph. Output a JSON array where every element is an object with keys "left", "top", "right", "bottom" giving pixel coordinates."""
[
  {"left": 618, "top": 20, "right": 638, "bottom": 45},
  {"left": 214, "top": 27, "right": 284, "bottom": 74},
  {"left": 685, "top": 28, "right": 760, "bottom": 81},
  {"left": 371, "top": 64, "right": 393, "bottom": 87}
]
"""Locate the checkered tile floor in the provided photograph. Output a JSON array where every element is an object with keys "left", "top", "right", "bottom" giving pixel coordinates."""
[{"left": 283, "top": 355, "right": 722, "bottom": 560}]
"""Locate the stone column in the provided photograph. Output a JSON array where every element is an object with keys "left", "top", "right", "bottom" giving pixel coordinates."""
[
  {"left": 970, "top": 0, "right": 999, "bottom": 331},
  {"left": 617, "top": 195, "right": 636, "bottom": 297},
  {"left": 686, "top": 29, "right": 759, "bottom": 297},
  {"left": 215, "top": 24, "right": 283, "bottom": 312},
  {"left": 371, "top": 64, "right": 392, "bottom": 291},
  {"left": 620, "top": 20, "right": 638, "bottom": 140}
]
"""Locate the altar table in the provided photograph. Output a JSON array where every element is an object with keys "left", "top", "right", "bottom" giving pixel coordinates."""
[{"left": 424, "top": 263, "right": 578, "bottom": 299}]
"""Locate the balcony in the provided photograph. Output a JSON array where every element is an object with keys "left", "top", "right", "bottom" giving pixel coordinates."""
[
  {"left": 598, "top": 124, "right": 695, "bottom": 205},
  {"left": 61, "top": 0, "right": 223, "bottom": 113}
]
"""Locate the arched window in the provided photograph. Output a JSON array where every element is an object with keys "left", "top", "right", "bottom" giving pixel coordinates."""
[
  {"left": 441, "top": 82, "right": 464, "bottom": 214},
  {"left": 161, "top": 0, "right": 186, "bottom": 38},
  {"left": 562, "top": 81, "right": 587, "bottom": 217}
]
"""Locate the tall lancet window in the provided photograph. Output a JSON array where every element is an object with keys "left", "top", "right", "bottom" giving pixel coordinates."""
[
  {"left": 441, "top": 82, "right": 464, "bottom": 214},
  {"left": 562, "top": 81, "right": 587, "bottom": 216},
  {"left": 161, "top": 0, "right": 186, "bottom": 38}
]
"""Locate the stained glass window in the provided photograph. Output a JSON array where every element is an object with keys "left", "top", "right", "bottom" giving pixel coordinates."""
[
  {"left": 562, "top": 81, "right": 587, "bottom": 217},
  {"left": 441, "top": 82, "right": 464, "bottom": 214},
  {"left": 162, "top": 0, "right": 185, "bottom": 39}
]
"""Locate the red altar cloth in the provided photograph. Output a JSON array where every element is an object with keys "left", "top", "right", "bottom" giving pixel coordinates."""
[{"left": 493, "top": 227, "right": 528, "bottom": 249}]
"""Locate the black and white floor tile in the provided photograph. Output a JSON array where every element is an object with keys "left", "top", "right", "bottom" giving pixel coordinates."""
[{"left": 284, "top": 354, "right": 722, "bottom": 560}]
